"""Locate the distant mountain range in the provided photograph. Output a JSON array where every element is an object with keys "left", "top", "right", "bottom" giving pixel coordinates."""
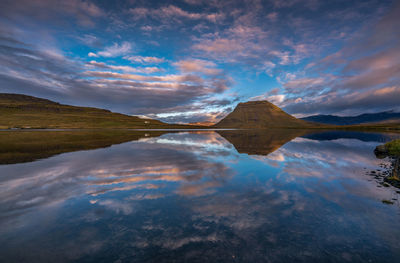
[{"left": 301, "top": 111, "right": 400, "bottom": 125}]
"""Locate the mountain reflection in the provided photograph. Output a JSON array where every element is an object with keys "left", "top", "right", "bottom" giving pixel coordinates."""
[
  {"left": 1, "top": 130, "right": 400, "bottom": 262},
  {"left": 217, "top": 129, "right": 309, "bottom": 155}
]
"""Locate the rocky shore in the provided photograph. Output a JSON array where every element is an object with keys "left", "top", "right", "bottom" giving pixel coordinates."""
[{"left": 374, "top": 139, "right": 400, "bottom": 189}]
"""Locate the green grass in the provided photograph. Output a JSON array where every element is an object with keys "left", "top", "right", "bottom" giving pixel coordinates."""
[
  {"left": 384, "top": 139, "right": 400, "bottom": 156},
  {"left": 0, "top": 130, "right": 169, "bottom": 164}
]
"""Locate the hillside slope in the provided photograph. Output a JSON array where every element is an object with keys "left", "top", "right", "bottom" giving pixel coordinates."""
[
  {"left": 0, "top": 93, "right": 188, "bottom": 129},
  {"left": 214, "top": 101, "right": 312, "bottom": 128}
]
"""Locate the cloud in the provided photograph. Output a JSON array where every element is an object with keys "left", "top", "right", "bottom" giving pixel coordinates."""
[
  {"left": 144, "top": 97, "right": 236, "bottom": 124},
  {"left": 271, "top": 0, "right": 320, "bottom": 10},
  {"left": 84, "top": 71, "right": 204, "bottom": 84},
  {"left": 0, "top": 0, "right": 105, "bottom": 27},
  {"left": 0, "top": 34, "right": 231, "bottom": 121},
  {"left": 183, "top": 0, "right": 205, "bottom": 6},
  {"left": 124, "top": 55, "right": 165, "bottom": 64},
  {"left": 267, "top": 12, "right": 278, "bottom": 22},
  {"left": 190, "top": 18, "right": 277, "bottom": 69},
  {"left": 77, "top": 34, "right": 102, "bottom": 47},
  {"left": 266, "top": 94, "right": 286, "bottom": 104},
  {"left": 98, "top": 199, "right": 134, "bottom": 215},
  {"left": 90, "top": 42, "right": 133, "bottom": 58},
  {"left": 249, "top": 89, "right": 286, "bottom": 105},
  {"left": 269, "top": 50, "right": 300, "bottom": 65},
  {"left": 129, "top": 5, "right": 224, "bottom": 23},
  {"left": 86, "top": 61, "right": 162, "bottom": 74},
  {"left": 277, "top": 1, "right": 400, "bottom": 116},
  {"left": 193, "top": 38, "right": 243, "bottom": 55},
  {"left": 173, "top": 59, "right": 222, "bottom": 75},
  {"left": 283, "top": 77, "right": 325, "bottom": 94},
  {"left": 283, "top": 85, "right": 400, "bottom": 117},
  {"left": 262, "top": 61, "right": 276, "bottom": 76}
]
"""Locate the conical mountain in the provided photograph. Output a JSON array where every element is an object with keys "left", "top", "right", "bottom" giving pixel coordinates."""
[{"left": 214, "top": 100, "right": 311, "bottom": 128}]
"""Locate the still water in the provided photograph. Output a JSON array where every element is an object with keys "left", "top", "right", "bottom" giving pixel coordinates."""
[{"left": 0, "top": 130, "right": 400, "bottom": 262}]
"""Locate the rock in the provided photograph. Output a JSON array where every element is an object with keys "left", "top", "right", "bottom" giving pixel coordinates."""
[
  {"left": 382, "top": 199, "right": 394, "bottom": 205},
  {"left": 374, "top": 145, "right": 388, "bottom": 159}
]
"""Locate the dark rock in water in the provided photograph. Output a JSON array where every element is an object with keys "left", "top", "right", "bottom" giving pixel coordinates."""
[
  {"left": 382, "top": 200, "right": 394, "bottom": 205},
  {"left": 385, "top": 177, "right": 400, "bottom": 188},
  {"left": 374, "top": 145, "right": 388, "bottom": 159}
]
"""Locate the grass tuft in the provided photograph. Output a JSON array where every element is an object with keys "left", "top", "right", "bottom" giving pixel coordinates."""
[{"left": 384, "top": 139, "right": 400, "bottom": 156}]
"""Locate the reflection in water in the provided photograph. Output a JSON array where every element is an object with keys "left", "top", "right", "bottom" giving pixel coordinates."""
[
  {"left": 0, "top": 130, "right": 400, "bottom": 262},
  {"left": 217, "top": 129, "right": 309, "bottom": 155},
  {"left": 0, "top": 130, "right": 170, "bottom": 164}
]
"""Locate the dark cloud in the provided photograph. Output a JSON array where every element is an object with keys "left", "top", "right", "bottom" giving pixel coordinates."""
[
  {"left": 0, "top": 0, "right": 105, "bottom": 27},
  {"left": 278, "top": 0, "right": 400, "bottom": 116}
]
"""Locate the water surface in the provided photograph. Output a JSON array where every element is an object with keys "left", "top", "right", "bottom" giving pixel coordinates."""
[{"left": 1, "top": 130, "right": 400, "bottom": 262}]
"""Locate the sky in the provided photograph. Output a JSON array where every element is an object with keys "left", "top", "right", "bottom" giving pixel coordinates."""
[{"left": 0, "top": 0, "right": 399, "bottom": 124}]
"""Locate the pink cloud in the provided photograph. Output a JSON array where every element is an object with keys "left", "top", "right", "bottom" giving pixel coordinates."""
[
  {"left": 193, "top": 38, "right": 243, "bottom": 54},
  {"left": 129, "top": 5, "right": 224, "bottom": 23},
  {"left": 87, "top": 61, "right": 162, "bottom": 74},
  {"left": 173, "top": 59, "right": 222, "bottom": 75},
  {"left": 284, "top": 77, "right": 325, "bottom": 91},
  {"left": 267, "top": 12, "right": 278, "bottom": 21},
  {"left": 85, "top": 71, "right": 204, "bottom": 84}
]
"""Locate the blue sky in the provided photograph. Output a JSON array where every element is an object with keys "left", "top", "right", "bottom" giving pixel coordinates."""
[{"left": 0, "top": 0, "right": 399, "bottom": 123}]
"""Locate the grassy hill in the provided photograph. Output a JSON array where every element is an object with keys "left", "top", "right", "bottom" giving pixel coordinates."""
[
  {"left": 0, "top": 93, "right": 196, "bottom": 129},
  {"left": 214, "top": 101, "right": 313, "bottom": 128}
]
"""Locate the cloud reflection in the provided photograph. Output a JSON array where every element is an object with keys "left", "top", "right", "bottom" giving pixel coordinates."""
[
  {"left": 1, "top": 130, "right": 400, "bottom": 262},
  {"left": 0, "top": 132, "right": 234, "bottom": 230}
]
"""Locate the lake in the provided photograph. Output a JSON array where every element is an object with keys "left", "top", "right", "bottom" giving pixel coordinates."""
[{"left": 0, "top": 130, "right": 400, "bottom": 262}]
